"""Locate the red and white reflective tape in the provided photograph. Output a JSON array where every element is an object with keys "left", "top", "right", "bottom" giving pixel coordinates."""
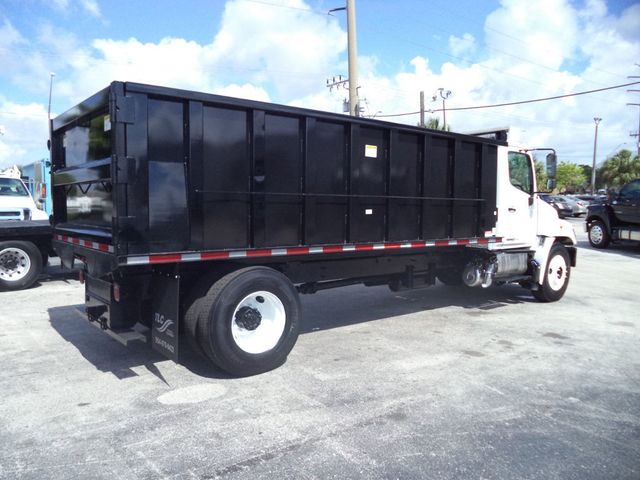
[
  {"left": 125, "top": 237, "right": 502, "bottom": 266},
  {"left": 54, "top": 234, "right": 114, "bottom": 253},
  {"left": 53, "top": 234, "right": 501, "bottom": 266}
]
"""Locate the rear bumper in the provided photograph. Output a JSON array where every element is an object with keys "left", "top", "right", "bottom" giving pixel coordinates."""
[{"left": 52, "top": 235, "right": 117, "bottom": 277}]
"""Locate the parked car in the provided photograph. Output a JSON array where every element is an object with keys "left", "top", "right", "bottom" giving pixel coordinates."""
[
  {"left": 574, "top": 194, "right": 607, "bottom": 205},
  {"left": 539, "top": 194, "right": 573, "bottom": 218},
  {"left": 559, "top": 195, "right": 587, "bottom": 217}
]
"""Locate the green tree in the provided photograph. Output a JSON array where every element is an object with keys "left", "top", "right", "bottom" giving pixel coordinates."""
[
  {"left": 534, "top": 159, "right": 549, "bottom": 191},
  {"left": 598, "top": 149, "right": 640, "bottom": 189},
  {"left": 556, "top": 162, "right": 587, "bottom": 192},
  {"left": 579, "top": 164, "right": 592, "bottom": 188},
  {"left": 418, "top": 117, "right": 450, "bottom": 131}
]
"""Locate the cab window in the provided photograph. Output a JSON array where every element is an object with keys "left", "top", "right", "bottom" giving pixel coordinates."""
[
  {"left": 619, "top": 180, "right": 640, "bottom": 200},
  {"left": 508, "top": 152, "right": 533, "bottom": 195}
]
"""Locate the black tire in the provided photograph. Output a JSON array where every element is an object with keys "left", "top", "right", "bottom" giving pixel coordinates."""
[
  {"left": 182, "top": 278, "right": 211, "bottom": 358},
  {"left": 196, "top": 267, "right": 301, "bottom": 377},
  {"left": 183, "top": 269, "right": 236, "bottom": 357},
  {"left": 0, "top": 240, "right": 43, "bottom": 291},
  {"left": 588, "top": 220, "right": 610, "bottom": 248},
  {"left": 533, "top": 244, "right": 570, "bottom": 303}
]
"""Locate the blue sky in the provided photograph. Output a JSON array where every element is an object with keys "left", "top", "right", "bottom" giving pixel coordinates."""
[{"left": 1, "top": 0, "right": 639, "bottom": 169}]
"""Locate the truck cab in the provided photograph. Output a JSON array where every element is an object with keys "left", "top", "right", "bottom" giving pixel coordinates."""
[
  {"left": 0, "top": 172, "right": 49, "bottom": 221},
  {"left": 587, "top": 178, "right": 640, "bottom": 247}
]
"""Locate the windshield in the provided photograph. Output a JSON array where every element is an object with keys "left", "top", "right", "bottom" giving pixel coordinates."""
[{"left": 0, "top": 178, "right": 29, "bottom": 197}]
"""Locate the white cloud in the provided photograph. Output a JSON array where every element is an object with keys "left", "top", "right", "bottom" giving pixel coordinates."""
[
  {"left": 80, "top": 0, "right": 101, "bottom": 17},
  {"left": 0, "top": 0, "right": 638, "bottom": 169},
  {"left": 0, "top": 99, "right": 49, "bottom": 167},
  {"left": 449, "top": 33, "right": 476, "bottom": 59},
  {"left": 214, "top": 83, "right": 271, "bottom": 102},
  {"left": 206, "top": 0, "right": 346, "bottom": 101},
  {"left": 48, "top": 0, "right": 101, "bottom": 17},
  {"left": 353, "top": 0, "right": 639, "bottom": 165},
  {"left": 0, "top": 19, "right": 29, "bottom": 80}
]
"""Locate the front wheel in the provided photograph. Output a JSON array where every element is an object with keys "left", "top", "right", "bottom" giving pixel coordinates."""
[
  {"left": 0, "top": 241, "right": 43, "bottom": 291},
  {"left": 588, "top": 220, "right": 610, "bottom": 248},
  {"left": 196, "top": 267, "right": 301, "bottom": 377},
  {"left": 533, "top": 244, "right": 570, "bottom": 302}
]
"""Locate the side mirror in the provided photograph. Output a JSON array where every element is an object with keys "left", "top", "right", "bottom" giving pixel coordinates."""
[
  {"left": 545, "top": 152, "right": 557, "bottom": 179},
  {"left": 545, "top": 152, "right": 557, "bottom": 191}
]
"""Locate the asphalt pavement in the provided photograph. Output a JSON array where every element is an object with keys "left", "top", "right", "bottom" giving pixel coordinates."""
[{"left": 1, "top": 217, "right": 638, "bottom": 479}]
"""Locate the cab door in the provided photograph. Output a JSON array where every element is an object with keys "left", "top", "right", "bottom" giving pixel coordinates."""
[
  {"left": 495, "top": 150, "right": 537, "bottom": 247},
  {"left": 613, "top": 180, "right": 640, "bottom": 223}
]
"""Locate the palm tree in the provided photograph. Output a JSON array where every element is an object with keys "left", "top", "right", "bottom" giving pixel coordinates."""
[
  {"left": 418, "top": 117, "right": 450, "bottom": 131},
  {"left": 598, "top": 149, "right": 640, "bottom": 189}
]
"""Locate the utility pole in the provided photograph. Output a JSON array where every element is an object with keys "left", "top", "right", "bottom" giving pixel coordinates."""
[
  {"left": 591, "top": 117, "right": 601, "bottom": 195},
  {"left": 419, "top": 91, "right": 425, "bottom": 127},
  {"left": 629, "top": 102, "right": 640, "bottom": 158},
  {"left": 346, "top": 0, "right": 359, "bottom": 116},
  {"left": 328, "top": 0, "right": 359, "bottom": 116},
  {"left": 629, "top": 71, "right": 640, "bottom": 158}
]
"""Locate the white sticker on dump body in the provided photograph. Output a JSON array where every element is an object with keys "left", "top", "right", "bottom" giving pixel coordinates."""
[{"left": 365, "top": 145, "right": 378, "bottom": 158}]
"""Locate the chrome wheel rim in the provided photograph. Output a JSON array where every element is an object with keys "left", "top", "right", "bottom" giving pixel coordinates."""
[
  {"left": 0, "top": 247, "right": 31, "bottom": 282},
  {"left": 590, "top": 225, "right": 604, "bottom": 245}
]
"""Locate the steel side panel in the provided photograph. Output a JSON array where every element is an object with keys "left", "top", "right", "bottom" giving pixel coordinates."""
[{"left": 52, "top": 82, "right": 502, "bottom": 268}]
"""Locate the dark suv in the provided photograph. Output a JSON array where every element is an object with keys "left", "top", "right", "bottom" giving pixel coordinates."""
[{"left": 586, "top": 179, "right": 640, "bottom": 248}]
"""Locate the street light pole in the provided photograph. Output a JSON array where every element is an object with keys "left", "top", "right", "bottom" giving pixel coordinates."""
[
  {"left": 433, "top": 88, "right": 451, "bottom": 130},
  {"left": 591, "top": 117, "right": 601, "bottom": 195},
  {"left": 47, "top": 72, "right": 55, "bottom": 123}
]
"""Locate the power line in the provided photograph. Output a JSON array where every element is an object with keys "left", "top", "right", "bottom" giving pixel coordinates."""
[{"left": 377, "top": 81, "right": 640, "bottom": 118}]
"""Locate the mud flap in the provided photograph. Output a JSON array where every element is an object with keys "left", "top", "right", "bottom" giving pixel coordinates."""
[{"left": 151, "top": 269, "right": 180, "bottom": 362}]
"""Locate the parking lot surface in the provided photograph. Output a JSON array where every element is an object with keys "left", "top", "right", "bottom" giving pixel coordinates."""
[{"left": 1, "top": 217, "right": 639, "bottom": 479}]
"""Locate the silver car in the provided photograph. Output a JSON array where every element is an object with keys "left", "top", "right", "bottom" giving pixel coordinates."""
[{"left": 560, "top": 195, "right": 588, "bottom": 217}]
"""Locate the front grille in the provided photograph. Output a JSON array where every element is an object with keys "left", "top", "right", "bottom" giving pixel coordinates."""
[{"left": 0, "top": 211, "right": 22, "bottom": 220}]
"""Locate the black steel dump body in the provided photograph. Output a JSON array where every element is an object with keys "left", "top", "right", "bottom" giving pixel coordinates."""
[{"left": 51, "top": 81, "right": 502, "bottom": 275}]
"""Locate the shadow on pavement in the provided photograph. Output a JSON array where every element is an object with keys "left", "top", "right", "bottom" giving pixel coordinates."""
[
  {"left": 576, "top": 240, "right": 640, "bottom": 259},
  {"left": 48, "top": 282, "right": 534, "bottom": 377},
  {"left": 47, "top": 304, "right": 231, "bottom": 381},
  {"left": 299, "top": 282, "right": 534, "bottom": 334}
]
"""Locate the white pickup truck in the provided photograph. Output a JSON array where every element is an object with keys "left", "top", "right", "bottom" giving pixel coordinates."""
[{"left": 0, "top": 170, "right": 52, "bottom": 290}]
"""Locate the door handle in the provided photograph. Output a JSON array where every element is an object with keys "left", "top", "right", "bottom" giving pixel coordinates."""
[{"left": 508, "top": 207, "right": 517, "bottom": 213}]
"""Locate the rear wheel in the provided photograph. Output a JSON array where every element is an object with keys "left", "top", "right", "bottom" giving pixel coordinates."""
[
  {"left": 0, "top": 241, "right": 42, "bottom": 291},
  {"left": 588, "top": 220, "right": 610, "bottom": 248},
  {"left": 196, "top": 267, "right": 300, "bottom": 376},
  {"left": 183, "top": 278, "right": 212, "bottom": 358},
  {"left": 533, "top": 244, "right": 570, "bottom": 302}
]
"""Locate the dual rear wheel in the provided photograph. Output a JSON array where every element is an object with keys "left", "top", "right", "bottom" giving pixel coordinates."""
[{"left": 184, "top": 267, "right": 300, "bottom": 377}]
